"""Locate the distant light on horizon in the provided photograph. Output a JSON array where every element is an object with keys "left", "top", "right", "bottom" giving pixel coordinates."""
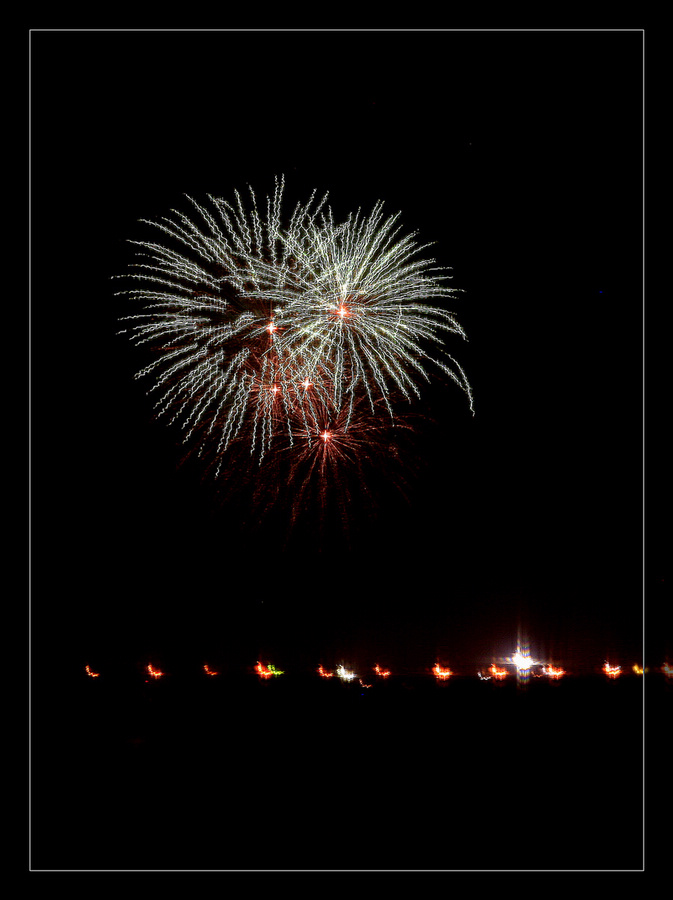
[
  {"left": 511, "top": 651, "right": 535, "bottom": 671},
  {"left": 489, "top": 664, "right": 508, "bottom": 681},
  {"left": 374, "top": 665, "right": 391, "bottom": 678},
  {"left": 603, "top": 662, "right": 622, "bottom": 679},
  {"left": 336, "top": 664, "right": 357, "bottom": 682},
  {"left": 433, "top": 663, "right": 453, "bottom": 681},
  {"left": 542, "top": 665, "right": 566, "bottom": 679},
  {"left": 507, "top": 636, "right": 541, "bottom": 683},
  {"left": 255, "top": 661, "right": 284, "bottom": 679},
  {"left": 79, "top": 653, "right": 660, "bottom": 682}
]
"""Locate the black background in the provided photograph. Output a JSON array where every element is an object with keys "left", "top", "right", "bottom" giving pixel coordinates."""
[{"left": 28, "top": 29, "right": 660, "bottom": 874}]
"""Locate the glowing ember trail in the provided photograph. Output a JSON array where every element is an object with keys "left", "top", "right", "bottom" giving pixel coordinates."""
[
  {"left": 542, "top": 665, "right": 566, "bottom": 679},
  {"left": 374, "top": 665, "right": 391, "bottom": 678},
  {"left": 146, "top": 664, "right": 164, "bottom": 679},
  {"left": 255, "top": 662, "right": 284, "bottom": 679},
  {"left": 489, "top": 664, "right": 508, "bottom": 681},
  {"left": 255, "top": 662, "right": 273, "bottom": 679},
  {"left": 203, "top": 665, "right": 219, "bottom": 676},
  {"left": 433, "top": 664, "right": 453, "bottom": 681},
  {"left": 603, "top": 662, "right": 622, "bottom": 679},
  {"left": 85, "top": 665, "right": 100, "bottom": 678}
]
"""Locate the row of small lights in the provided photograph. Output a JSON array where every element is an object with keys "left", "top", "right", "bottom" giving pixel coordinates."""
[{"left": 83, "top": 660, "right": 670, "bottom": 682}]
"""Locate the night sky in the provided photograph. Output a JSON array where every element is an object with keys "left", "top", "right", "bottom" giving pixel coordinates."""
[{"left": 30, "top": 29, "right": 654, "bottom": 685}]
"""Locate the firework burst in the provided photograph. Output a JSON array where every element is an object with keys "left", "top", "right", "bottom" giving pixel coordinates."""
[
  {"left": 116, "top": 178, "right": 472, "bottom": 525},
  {"left": 266, "top": 201, "right": 474, "bottom": 421},
  {"left": 116, "top": 176, "right": 329, "bottom": 465}
]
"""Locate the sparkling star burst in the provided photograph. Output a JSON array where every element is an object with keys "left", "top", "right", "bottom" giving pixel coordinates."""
[
  {"left": 265, "top": 200, "right": 474, "bottom": 422},
  {"left": 116, "top": 178, "right": 472, "bottom": 510}
]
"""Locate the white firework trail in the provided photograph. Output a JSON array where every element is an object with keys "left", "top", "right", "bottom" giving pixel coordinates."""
[
  {"left": 115, "top": 177, "right": 330, "bottom": 466},
  {"left": 115, "top": 178, "right": 472, "bottom": 475},
  {"left": 259, "top": 199, "right": 474, "bottom": 422}
]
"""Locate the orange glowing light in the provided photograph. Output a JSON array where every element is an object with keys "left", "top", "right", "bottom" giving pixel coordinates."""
[
  {"left": 204, "top": 665, "right": 219, "bottom": 676},
  {"left": 543, "top": 665, "right": 566, "bottom": 679},
  {"left": 317, "top": 665, "right": 334, "bottom": 678},
  {"left": 335, "top": 304, "right": 350, "bottom": 319},
  {"left": 320, "top": 430, "right": 331, "bottom": 442},
  {"left": 266, "top": 321, "right": 277, "bottom": 334},
  {"left": 603, "top": 662, "right": 621, "bottom": 679},
  {"left": 433, "top": 664, "right": 453, "bottom": 681},
  {"left": 255, "top": 661, "right": 283, "bottom": 678},
  {"left": 374, "top": 665, "right": 391, "bottom": 678},
  {"left": 146, "top": 664, "right": 164, "bottom": 679},
  {"left": 255, "top": 661, "right": 273, "bottom": 679},
  {"left": 85, "top": 665, "right": 100, "bottom": 678},
  {"left": 632, "top": 664, "right": 645, "bottom": 676},
  {"left": 489, "top": 664, "right": 508, "bottom": 681},
  {"left": 301, "top": 378, "right": 313, "bottom": 390}
]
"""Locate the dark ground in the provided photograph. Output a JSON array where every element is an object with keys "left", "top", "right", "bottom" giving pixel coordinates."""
[{"left": 30, "top": 666, "right": 661, "bottom": 873}]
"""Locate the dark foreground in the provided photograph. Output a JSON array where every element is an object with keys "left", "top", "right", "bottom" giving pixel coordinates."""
[{"left": 31, "top": 672, "right": 661, "bottom": 872}]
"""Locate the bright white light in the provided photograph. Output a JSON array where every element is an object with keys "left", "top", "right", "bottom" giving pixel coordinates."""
[
  {"left": 336, "top": 664, "right": 357, "bottom": 681},
  {"left": 511, "top": 651, "right": 534, "bottom": 671}
]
